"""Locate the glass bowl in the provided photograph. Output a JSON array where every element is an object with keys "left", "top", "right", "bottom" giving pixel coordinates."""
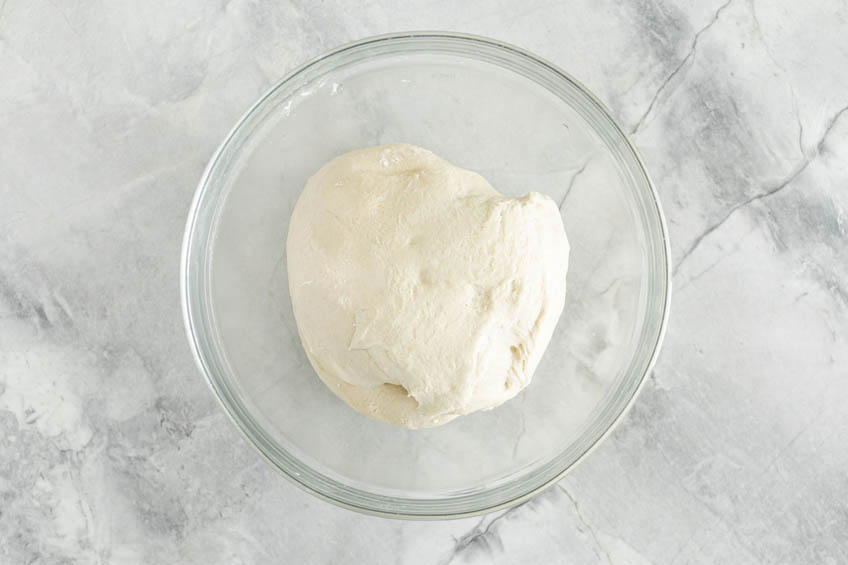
[{"left": 181, "top": 32, "right": 670, "bottom": 518}]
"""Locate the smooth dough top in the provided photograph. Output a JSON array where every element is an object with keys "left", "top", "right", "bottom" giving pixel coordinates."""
[{"left": 287, "top": 144, "right": 569, "bottom": 428}]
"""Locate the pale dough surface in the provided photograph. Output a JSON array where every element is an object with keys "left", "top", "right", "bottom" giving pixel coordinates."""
[{"left": 287, "top": 144, "right": 569, "bottom": 428}]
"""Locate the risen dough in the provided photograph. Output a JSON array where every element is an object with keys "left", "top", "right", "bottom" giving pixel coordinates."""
[{"left": 287, "top": 144, "right": 569, "bottom": 428}]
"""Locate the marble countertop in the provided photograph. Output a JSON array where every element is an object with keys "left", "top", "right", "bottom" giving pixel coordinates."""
[{"left": 2, "top": 1, "right": 847, "bottom": 563}]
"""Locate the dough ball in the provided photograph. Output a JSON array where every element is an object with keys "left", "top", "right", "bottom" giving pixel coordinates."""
[{"left": 287, "top": 144, "right": 569, "bottom": 428}]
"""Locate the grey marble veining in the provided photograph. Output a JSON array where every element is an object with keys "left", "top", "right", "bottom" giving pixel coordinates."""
[{"left": 1, "top": 0, "right": 847, "bottom": 563}]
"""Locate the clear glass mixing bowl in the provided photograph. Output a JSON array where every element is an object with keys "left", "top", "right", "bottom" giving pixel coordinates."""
[{"left": 181, "top": 32, "right": 670, "bottom": 518}]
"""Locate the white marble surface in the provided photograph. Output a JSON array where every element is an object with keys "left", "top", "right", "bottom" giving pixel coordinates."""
[{"left": 1, "top": 0, "right": 847, "bottom": 563}]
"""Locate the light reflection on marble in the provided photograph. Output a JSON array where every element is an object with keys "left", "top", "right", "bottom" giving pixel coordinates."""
[{"left": 1, "top": 0, "right": 846, "bottom": 563}]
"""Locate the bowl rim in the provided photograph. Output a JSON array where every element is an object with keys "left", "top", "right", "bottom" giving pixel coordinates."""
[{"left": 180, "top": 30, "right": 672, "bottom": 520}]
